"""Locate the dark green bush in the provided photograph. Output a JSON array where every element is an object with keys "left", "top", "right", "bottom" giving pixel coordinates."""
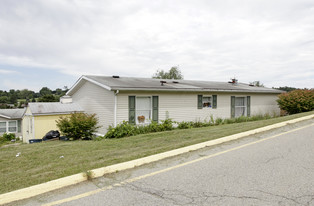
[
  {"left": 177, "top": 121, "right": 193, "bottom": 129},
  {"left": 277, "top": 89, "right": 314, "bottom": 114},
  {"left": 105, "top": 119, "right": 174, "bottom": 138},
  {"left": 105, "top": 114, "right": 277, "bottom": 139},
  {"left": 56, "top": 113, "right": 100, "bottom": 140},
  {"left": 2, "top": 133, "right": 15, "bottom": 141}
]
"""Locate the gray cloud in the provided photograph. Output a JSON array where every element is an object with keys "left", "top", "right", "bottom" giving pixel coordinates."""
[{"left": 0, "top": 0, "right": 313, "bottom": 88}]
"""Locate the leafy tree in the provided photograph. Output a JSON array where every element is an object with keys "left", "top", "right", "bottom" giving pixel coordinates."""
[
  {"left": 152, "top": 66, "right": 183, "bottom": 79},
  {"left": 56, "top": 113, "right": 100, "bottom": 140},
  {"left": 9, "top": 94, "right": 18, "bottom": 104},
  {"left": 249, "top": 81, "right": 264, "bottom": 87},
  {"left": 0, "top": 96, "right": 9, "bottom": 104},
  {"left": 277, "top": 89, "right": 314, "bottom": 114},
  {"left": 273, "top": 86, "right": 297, "bottom": 92},
  {"left": 39, "top": 87, "right": 52, "bottom": 96},
  {"left": 38, "top": 94, "right": 58, "bottom": 102}
]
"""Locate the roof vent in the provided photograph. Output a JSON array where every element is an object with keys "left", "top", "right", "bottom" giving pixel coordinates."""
[
  {"left": 160, "top": 80, "right": 167, "bottom": 86},
  {"left": 228, "top": 78, "right": 238, "bottom": 85},
  {"left": 112, "top": 75, "right": 120, "bottom": 78}
]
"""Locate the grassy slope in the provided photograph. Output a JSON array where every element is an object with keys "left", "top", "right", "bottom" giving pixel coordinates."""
[{"left": 0, "top": 111, "right": 313, "bottom": 194}]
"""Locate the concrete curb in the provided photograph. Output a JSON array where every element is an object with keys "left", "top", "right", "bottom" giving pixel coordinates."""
[{"left": 1, "top": 114, "right": 313, "bottom": 205}]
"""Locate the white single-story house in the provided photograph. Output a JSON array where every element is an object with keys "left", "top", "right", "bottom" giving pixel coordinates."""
[
  {"left": 0, "top": 108, "right": 25, "bottom": 138},
  {"left": 22, "top": 100, "right": 84, "bottom": 143},
  {"left": 66, "top": 75, "right": 283, "bottom": 135}
]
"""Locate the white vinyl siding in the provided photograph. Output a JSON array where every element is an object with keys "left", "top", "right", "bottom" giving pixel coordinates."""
[
  {"left": 71, "top": 80, "right": 115, "bottom": 135},
  {"left": 117, "top": 92, "right": 230, "bottom": 124},
  {"left": 250, "top": 94, "right": 280, "bottom": 116}
]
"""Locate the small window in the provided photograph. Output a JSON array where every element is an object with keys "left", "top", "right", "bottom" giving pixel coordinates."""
[
  {"left": 136, "top": 97, "right": 152, "bottom": 124},
  {"left": 0, "top": 122, "right": 6, "bottom": 133},
  {"left": 235, "top": 97, "right": 247, "bottom": 117},
  {"left": 202, "top": 96, "right": 212, "bottom": 108},
  {"left": 8, "top": 121, "right": 17, "bottom": 133}
]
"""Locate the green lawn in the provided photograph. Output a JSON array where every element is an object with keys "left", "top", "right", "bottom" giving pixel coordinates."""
[{"left": 0, "top": 111, "right": 313, "bottom": 194}]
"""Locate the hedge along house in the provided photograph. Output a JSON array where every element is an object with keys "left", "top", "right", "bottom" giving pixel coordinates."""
[
  {"left": 0, "top": 108, "right": 25, "bottom": 138},
  {"left": 22, "top": 99, "right": 84, "bottom": 143},
  {"left": 66, "top": 75, "right": 283, "bottom": 135}
]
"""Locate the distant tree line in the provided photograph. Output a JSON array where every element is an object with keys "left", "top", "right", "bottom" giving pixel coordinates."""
[{"left": 0, "top": 86, "right": 69, "bottom": 109}]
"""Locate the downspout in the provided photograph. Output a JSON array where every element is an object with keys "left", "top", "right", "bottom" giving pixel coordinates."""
[
  {"left": 32, "top": 116, "right": 35, "bottom": 139},
  {"left": 114, "top": 90, "right": 119, "bottom": 127}
]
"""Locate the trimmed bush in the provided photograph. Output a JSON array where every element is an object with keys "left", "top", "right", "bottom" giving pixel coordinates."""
[
  {"left": 2, "top": 133, "right": 15, "bottom": 141},
  {"left": 105, "top": 114, "right": 278, "bottom": 139},
  {"left": 277, "top": 89, "right": 314, "bottom": 114},
  {"left": 177, "top": 121, "right": 193, "bottom": 129},
  {"left": 56, "top": 113, "right": 100, "bottom": 140},
  {"left": 105, "top": 119, "right": 174, "bottom": 138}
]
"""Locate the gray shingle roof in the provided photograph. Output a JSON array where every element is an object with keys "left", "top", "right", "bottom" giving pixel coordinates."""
[
  {"left": 0, "top": 108, "right": 25, "bottom": 119},
  {"left": 28, "top": 102, "right": 84, "bottom": 115},
  {"left": 77, "top": 75, "right": 282, "bottom": 94}
]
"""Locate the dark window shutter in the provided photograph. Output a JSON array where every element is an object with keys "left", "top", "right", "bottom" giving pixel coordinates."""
[
  {"left": 18, "top": 120, "right": 21, "bottom": 132},
  {"left": 152, "top": 96, "right": 159, "bottom": 122},
  {"left": 247, "top": 96, "right": 251, "bottom": 117},
  {"left": 197, "top": 95, "right": 203, "bottom": 109},
  {"left": 128, "top": 96, "right": 136, "bottom": 124},
  {"left": 212, "top": 95, "right": 217, "bottom": 109},
  {"left": 231, "top": 96, "right": 235, "bottom": 118}
]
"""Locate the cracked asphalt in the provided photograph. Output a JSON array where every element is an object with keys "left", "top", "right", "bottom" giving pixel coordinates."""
[{"left": 11, "top": 119, "right": 314, "bottom": 206}]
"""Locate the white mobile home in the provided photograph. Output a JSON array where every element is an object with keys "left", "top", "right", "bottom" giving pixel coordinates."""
[{"left": 67, "top": 76, "right": 283, "bottom": 135}]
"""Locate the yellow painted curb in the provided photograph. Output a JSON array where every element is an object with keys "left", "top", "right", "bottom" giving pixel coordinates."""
[{"left": 1, "top": 114, "right": 313, "bottom": 205}]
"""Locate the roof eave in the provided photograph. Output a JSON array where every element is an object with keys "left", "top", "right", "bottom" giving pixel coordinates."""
[
  {"left": 66, "top": 75, "right": 112, "bottom": 96},
  {"left": 112, "top": 87, "right": 283, "bottom": 94},
  {"left": 32, "top": 111, "right": 84, "bottom": 116}
]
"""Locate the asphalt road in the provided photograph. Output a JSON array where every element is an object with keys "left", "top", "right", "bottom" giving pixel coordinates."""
[{"left": 13, "top": 119, "right": 314, "bottom": 206}]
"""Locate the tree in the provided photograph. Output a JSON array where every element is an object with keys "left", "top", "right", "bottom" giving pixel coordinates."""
[
  {"left": 273, "top": 86, "right": 297, "bottom": 92},
  {"left": 250, "top": 81, "right": 264, "bottom": 87},
  {"left": 277, "top": 89, "right": 314, "bottom": 114},
  {"left": 0, "top": 96, "right": 9, "bottom": 104},
  {"left": 152, "top": 66, "right": 183, "bottom": 80},
  {"left": 38, "top": 94, "right": 58, "bottom": 102},
  {"left": 56, "top": 113, "right": 100, "bottom": 140},
  {"left": 39, "top": 87, "right": 52, "bottom": 96}
]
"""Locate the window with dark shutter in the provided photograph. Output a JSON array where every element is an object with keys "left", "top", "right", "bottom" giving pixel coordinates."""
[
  {"left": 152, "top": 96, "right": 159, "bottom": 122},
  {"left": 231, "top": 96, "right": 235, "bottom": 118},
  {"left": 128, "top": 96, "right": 136, "bottom": 124},
  {"left": 212, "top": 95, "right": 217, "bottom": 109},
  {"left": 197, "top": 95, "right": 203, "bottom": 109}
]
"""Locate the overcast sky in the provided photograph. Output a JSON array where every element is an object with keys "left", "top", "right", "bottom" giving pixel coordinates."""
[{"left": 0, "top": 0, "right": 313, "bottom": 92}]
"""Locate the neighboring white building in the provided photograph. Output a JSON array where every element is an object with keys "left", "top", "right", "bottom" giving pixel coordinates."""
[
  {"left": 0, "top": 108, "right": 25, "bottom": 138},
  {"left": 67, "top": 75, "right": 283, "bottom": 135}
]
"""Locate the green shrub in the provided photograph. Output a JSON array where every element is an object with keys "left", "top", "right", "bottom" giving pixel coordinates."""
[
  {"left": 2, "top": 133, "right": 15, "bottom": 141},
  {"left": 56, "top": 113, "right": 100, "bottom": 140},
  {"left": 160, "top": 119, "right": 174, "bottom": 131},
  {"left": 105, "top": 119, "right": 174, "bottom": 138},
  {"left": 105, "top": 114, "right": 278, "bottom": 139},
  {"left": 277, "top": 89, "right": 314, "bottom": 114},
  {"left": 215, "top": 118, "right": 224, "bottom": 125},
  {"left": 177, "top": 121, "right": 193, "bottom": 129},
  {"left": 192, "top": 121, "right": 206, "bottom": 128}
]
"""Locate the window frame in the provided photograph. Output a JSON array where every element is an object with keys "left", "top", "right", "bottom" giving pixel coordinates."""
[
  {"left": 8, "top": 120, "right": 18, "bottom": 133},
  {"left": 234, "top": 96, "right": 247, "bottom": 117},
  {"left": 135, "top": 96, "right": 153, "bottom": 125},
  {"left": 0, "top": 121, "right": 7, "bottom": 133},
  {"left": 0, "top": 120, "right": 18, "bottom": 134},
  {"left": 202, "top": 96, "right": 213, "bottom": 108}
]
